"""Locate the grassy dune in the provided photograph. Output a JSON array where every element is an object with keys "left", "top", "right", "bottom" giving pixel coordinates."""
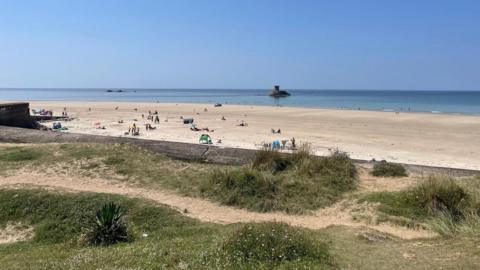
[
  {"left": 0, "top": 188, "right": 479, "bottom": 269},
  {"left": 0, "top": 144, "right": 357, "bottom": 213},
  {"left": 0, "top": 189, "right": 335, "bottom": 269},
  {"left": 1, "top": 143, "right": 480, "bottom": 269}
]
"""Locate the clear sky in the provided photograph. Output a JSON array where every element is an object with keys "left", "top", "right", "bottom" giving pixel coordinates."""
[{"left": 0, "top": 0, "right": 479, "bottom": 90}]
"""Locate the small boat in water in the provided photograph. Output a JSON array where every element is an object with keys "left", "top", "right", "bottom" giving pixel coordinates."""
[
  {"left": 105, "top": 89, "right": 124, "bottom": 93},
  {"left": 269, "top": 85, "right": 290, "bottom": 97}
]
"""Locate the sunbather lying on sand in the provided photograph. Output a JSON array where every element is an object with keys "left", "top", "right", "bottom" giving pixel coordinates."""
[
  {"left": 190, "top": 124, "right": 200, "bottom": 131},
  {"left": 145, "top": 123, "right": 156, "bottom": 130},
  {"left": 238, "top": 121, "right": 247, "bottom": 127}
]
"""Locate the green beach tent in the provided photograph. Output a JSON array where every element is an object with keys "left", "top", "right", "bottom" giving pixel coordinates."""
[{"left": 199, "top": 134, "right": 212, "bottom": 144}]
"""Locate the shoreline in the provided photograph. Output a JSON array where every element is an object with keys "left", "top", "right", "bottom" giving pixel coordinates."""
[
  {"left": 6, "top": 100, "right": 480, "bottom": 170},
  {"left": 1, "top": 98, "right": 480, "bottom": 117}
]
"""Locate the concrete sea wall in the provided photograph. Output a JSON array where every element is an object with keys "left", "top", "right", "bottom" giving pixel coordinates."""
[
  {"left": 0, "top": 103, "right": 37, "bottom": 128},
  {"left": 0, "top": 125, "right": 478, "bottom": 176}
]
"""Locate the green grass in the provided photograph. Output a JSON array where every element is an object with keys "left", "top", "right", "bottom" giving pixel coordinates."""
[
  {"left": 0, "top": 147, "right": 43, "bottom": 162},
  {"left": 0, "top": 144, "right": 358, "bottom": 213},
  {"left": 0, "top": 188, "right": 194, "bottom": 244},
  {"left": 371, "top": 161, "right": 408, "bottom": 177},
  {"left": 0, "top": 188, "right": 337, "bottom": 269},
  {"left": 201, "top": 149, "right": 358, "bottom": 213},
  {"left": 1, "top": 188, "right": 479, "bottom": 269},
  {"left": 0, "top": 143, "right": 221, "bottom": 190},
  {"left": 362, "top": 176, "right": 472, "bottom": 220},
  {"left": 220, "top": 222, "right": 335, "bottom": 267},
  {"left": 361, "top": 175, "right": 480, "bottom": 237}
]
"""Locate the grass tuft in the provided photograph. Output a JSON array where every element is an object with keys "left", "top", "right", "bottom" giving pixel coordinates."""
[
  {"left": 362, "top": 175, "right": 480, "bottom": 237},
  {"left": 362, "top": 176, "right": 471, "bottom": 220},
  {"left": 371, "top": 161, "right": 408, "bottom": 177}
]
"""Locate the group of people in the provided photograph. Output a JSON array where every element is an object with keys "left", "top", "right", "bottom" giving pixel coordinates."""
[
  {"left": 125, "top": 110, "right": 162, "bottom": 136},
  {"left": 127, "top": 123, "right": 140, "bottom": 136},
  {"left": 266, "top": 137, "right": 296, "bottom": 151},
  {"left": 143, "top": 110, "right": 160, "bottom": 124}
]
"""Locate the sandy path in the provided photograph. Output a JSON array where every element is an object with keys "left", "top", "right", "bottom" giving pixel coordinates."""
[
  {"left": 22, "top": 101, "right": 480, "bottom": 170},
  {"left": 0, "top": 172, "right": 435, "bottom": 240}
]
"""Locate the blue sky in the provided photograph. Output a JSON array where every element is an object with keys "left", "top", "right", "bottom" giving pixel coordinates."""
[{"left": 0, "top": 0, "right": 479, "bottom": 90}]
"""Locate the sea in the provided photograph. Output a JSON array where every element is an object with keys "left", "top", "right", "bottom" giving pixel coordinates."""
[{"left": 1, "top": 88, "right": 479, "bottom": 115}]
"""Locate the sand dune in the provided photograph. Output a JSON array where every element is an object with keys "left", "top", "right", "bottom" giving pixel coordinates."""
[
  {"left": 27, "top": 101, "right": 480, "bottom": 170},
  {"left": 0, "top": 171, "right": 435, "bottom": 239}
]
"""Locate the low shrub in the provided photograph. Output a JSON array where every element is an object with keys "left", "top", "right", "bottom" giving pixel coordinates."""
[
  {"left": 220, "top": 222, "right": 334, "bottom": 266},
  {"left": 204, "top": 150, "right": 358, "bottom": 213},
  {"left": 87, "top": 202, "right": 131, "bottom": 245},
  {"left": 371, "top": 161, "right": 408, "bottom": 177}
]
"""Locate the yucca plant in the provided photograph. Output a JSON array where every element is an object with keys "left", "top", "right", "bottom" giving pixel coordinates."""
[{"left": 87, "top": 202, "right": 130, "bottom": 245}]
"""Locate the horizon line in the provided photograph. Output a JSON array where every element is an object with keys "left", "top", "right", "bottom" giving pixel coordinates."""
[{"left": 1, "top": 87, "right": 480, "bottom": 92}]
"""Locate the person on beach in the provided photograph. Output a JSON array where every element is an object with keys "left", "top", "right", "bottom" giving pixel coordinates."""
[
  {"left": 146, "top": 123, "right": 156, "bottom": 130},
  {"left": 238, "top": 121, "right": 247, "bottom": 127},
  {"left": 154, "top": 115, "right": 160, "bottom": 124}
]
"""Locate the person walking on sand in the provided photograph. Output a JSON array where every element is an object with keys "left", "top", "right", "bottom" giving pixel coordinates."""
[{"left": 154, "top": 115, "right": 160, "bottom": 124}]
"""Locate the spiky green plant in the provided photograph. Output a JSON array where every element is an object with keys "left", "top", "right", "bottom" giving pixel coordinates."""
[{"left": 87, "top": 202, "right": 130, "bottom": 245}]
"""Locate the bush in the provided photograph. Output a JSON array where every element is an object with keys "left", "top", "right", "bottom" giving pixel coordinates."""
[
  {"left": 87, "top": 202, "right": 131, "bottom": 245},
  {"left": 371, "top": 161, "right": 407, "bottom": 177},
  {"left": 221, "top": 222, "right": 334, "bottom": 266},
  {"left": 204, "top": 150, "right": 358, "bottom": 213}
]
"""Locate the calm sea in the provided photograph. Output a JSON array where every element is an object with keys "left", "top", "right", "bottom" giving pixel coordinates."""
[{"left": 1, "top": 88, "right": 479, "bottom": 115}]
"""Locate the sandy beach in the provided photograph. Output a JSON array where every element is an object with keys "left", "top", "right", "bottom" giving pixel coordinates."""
[{"left": 24, "top": 101, "right": 480, "bottom": 170}]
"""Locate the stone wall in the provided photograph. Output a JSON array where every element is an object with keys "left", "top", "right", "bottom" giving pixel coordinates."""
[
  {"left": 0, "top": 125, "right": 255, "bottom": 165},
  {"left": 0, "top": 103, "right": 37, "bottom": 128},
  {"left": 0, "top": 125, "right": 478, "bottom": 176}
]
